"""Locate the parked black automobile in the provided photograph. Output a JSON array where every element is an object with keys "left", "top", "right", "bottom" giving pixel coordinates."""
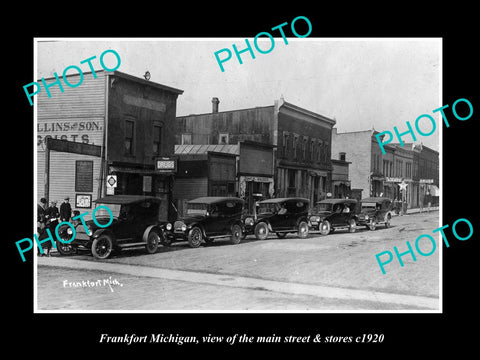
[
  {"left": 56, "top": 195, "right": 164, "bottom": 259},
  {"left": 359, "top": 197, "right": 393, "bottom": 230},
  {"left": 244, "top": 197, "right": 310, "bottom": 240},
  {"left": 164, "top": 197, "right": 245, "bottom": 248},
  {"left": 309, "top": 198, "right": 364, "bottom": 235}
]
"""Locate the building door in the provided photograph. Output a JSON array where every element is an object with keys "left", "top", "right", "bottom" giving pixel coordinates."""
[
  {"left": 313, "top": 176, "right": 320, "bottom": 203},
  {"left": 155, "top": 177, "right": 170, "bottom": 222},
  {"left": 287, "top": 169, "right": 296, "bottom": 197}
]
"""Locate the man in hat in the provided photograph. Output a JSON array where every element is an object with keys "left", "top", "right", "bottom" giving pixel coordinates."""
[
  {"left": 45, "top": 200, "right": 60, "bottom": 220},
  {"left": 60, "top": 196, "right": 72, "bottom": 223},
  {"left": 37, "top": 198, "right": 47, "bottom": 233}
]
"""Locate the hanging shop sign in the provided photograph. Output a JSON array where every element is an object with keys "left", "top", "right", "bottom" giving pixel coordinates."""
[{"left": 155, "top": 158, "right": 177, "bottom": 173}]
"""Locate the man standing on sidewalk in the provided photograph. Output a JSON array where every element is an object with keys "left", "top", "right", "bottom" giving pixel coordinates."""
[{"left": 60, "top": 196, "right": 72, "bottom": 222}]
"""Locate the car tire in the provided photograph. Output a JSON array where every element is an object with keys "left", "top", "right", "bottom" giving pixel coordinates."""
[
  {"left": 254, "top": 222, "right": 269, "bottom": 240},
  {"left": 368, "top": 217, "right": 377, "bottom": 231},
  {"left": 91, "top": 234, "right": 113, "bottom": 259},
  {"left": 230, "top": 224, "right": 243, "bottom": 245},
  {"left": 385, "top": 214, "right": 391, "bottom": 228},
  {"left": 349, "top": 219, "right": 357, "bottom": 233},
  {"left": 297, "top": 221, "right": 309, "bottom": 238},
  {"left": 188, "top": 227, "right": 203, "bottom": 248},
  {"left": 276, "top": 232, "right": 287, "bottom": 239},
  {"left": 319, "top": 220, "right": 331, "bottom": 235},
  {"left": 145, "top": 230, "right": 160, "bottom": 254},
  {"left": 55, "top": 239, "right": 75, "bottom": 256}
]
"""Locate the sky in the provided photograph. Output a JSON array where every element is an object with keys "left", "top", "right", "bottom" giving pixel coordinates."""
[{"left": 36, "top": 38, "right": 441, "bottom": 151}]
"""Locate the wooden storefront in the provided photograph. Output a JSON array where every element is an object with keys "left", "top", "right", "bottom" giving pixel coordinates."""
[{"left": 36, "top": 70, "right": 183, "bottom": 221}]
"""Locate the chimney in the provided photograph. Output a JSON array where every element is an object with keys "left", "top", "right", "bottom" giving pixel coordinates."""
[{"left": 212, "top": 97, "right": 220, "bottom": 113}]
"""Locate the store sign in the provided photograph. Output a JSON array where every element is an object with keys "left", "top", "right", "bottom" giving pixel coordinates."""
[
  {"left": 37, "top": 120, "right": 104, "bottom": 150},
  {"left": 242, "top": 176, "right": 273, "bottom": 183},
  {"left": 106, "top": 175, "right": 117, "bottom": 188},
  {"left": 385, "top": 177, "right": 403, "bottom": 183},
  {"left": 76, "top": 194, "right": 92, "bottom": 208},
  {"left": 155, "top": 158, "right": 177, "bottom": 173}
]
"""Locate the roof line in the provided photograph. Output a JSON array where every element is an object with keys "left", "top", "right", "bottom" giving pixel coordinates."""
[{"left": 39, "top": 69, "right": 184, "bottom": 95}]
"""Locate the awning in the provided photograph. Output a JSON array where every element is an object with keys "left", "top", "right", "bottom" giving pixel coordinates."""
[
  {"left": 309, "top": 170, "right": 329, "bottom": 177},
  {"left": 332, "top": 180, "right": 351, "bottom": 186},
  {"left": 109, "top": 166, "right": 162, "bottom": 175}
]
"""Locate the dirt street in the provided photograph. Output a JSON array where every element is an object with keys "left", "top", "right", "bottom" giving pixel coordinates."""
[{"left": 36, "top": 211, "right": 440, "bottom": 311}]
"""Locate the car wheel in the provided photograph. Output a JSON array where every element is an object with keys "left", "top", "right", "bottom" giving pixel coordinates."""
[
  {"left": 188, "top": 227, "right": 203, "bottom": 248},
  {"left": 254, "top": 222, "right": 269, "bottom": 240},
  {"left": 297, "top": 221, "right": 309, "bottom": 238},
  {"left": 385, "top": 214, "right": 391, "bottom": 228},
  {"left": 55, "top": 239, "right": 75, "bottom": 256},
  {"left": 349, "top": 219, "right": 357, "bottom": 233},
  {"left": 276, "top": 232, "right": 287, "bottom": 239},
  {"left": 368, "top": 217, "right": 377, "bottom": 231},
  {"left": 319, "top": 220, "right": 331, "bottom": 235},
  {"left": 91, "top": 234, "right": 113, "bottom": 259},
  {"left": 145, "top": 230, "right": 160, "bottom": 254},
  {"left": 230, "top": 224, "right": 243, "bottom": 245}
]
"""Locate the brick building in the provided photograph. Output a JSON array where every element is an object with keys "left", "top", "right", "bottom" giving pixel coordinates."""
[
  {"left": 175, "top": 98, "right": 336, "bottom": 205},
  {"left": 332, "top": 128, "right": 439, "bottom": 208}
]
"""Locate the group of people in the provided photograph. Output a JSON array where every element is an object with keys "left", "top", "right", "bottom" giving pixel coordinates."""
[{"left": 37, "top": 196, "right": 72, "bottom": 256}]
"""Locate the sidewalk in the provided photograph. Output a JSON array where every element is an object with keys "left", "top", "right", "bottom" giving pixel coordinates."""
[{"left": 392, "top": 206, "right": 439, "bottom": 216}]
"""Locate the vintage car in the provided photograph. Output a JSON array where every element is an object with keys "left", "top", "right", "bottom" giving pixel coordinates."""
[
  {"left": 359, "top": 197, "right": 393, "bottom": 230},
  {"left": 244, "top": 197, "right": 310, "bottom": 240},
  {"left": 164, "top": 197, "right": 245, "bottom": 248},
  {"left": 309, "top": 198, "right": 364, "bottom": 235},
  {"left": 56, "top": 195, "right": 164, "bottom": 259}
]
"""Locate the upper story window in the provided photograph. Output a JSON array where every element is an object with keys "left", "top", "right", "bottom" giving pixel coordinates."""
[
  {"left": 303, "top": 137, "right": 308, "bottom": 160},
  {"left": 283, "top": 132, "right": 289, "bottom": 157},
  {"left": 125, "top": 119, "right": 135, "bottom": 155},
  {"left": 293, "top": 135, "right": 299, "bottom": 159},
  {"left": 219, "top": 133, "right": 229, "bottom": 145},
  {"left": 181, "top": 133, "right": 192, "bottom": 145},
  {"left": 153, "top": 124, "right": 162, "bottom": 155},
  {"left": 339, "top": 152, "right": 346, "bottom": 161}
]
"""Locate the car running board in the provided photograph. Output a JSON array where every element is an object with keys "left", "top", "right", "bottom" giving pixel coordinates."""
[{"left": 117, "top": 242, "right": 146, "bottom": 248}]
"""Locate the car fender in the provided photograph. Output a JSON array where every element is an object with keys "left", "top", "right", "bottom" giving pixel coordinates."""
[
  {"left": 265, "top": 220, "right": 273, "bottom": 232},
  {"left": 188, "top": 222, "right": 206, "bottom": 237},
  {"left": 296, "top": 216, "right": 308, "bottom": 227},
  {"left": 142, "top": 225, "right": 164, "bottom": 243},
  {"left": 230, "top": 219, "right": 245, "bottom": 233},
  {"left": 92, "top": 228, "right": 116, "bottom": 243}
]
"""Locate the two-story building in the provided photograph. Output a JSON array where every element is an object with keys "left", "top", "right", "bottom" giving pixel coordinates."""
[
  {"left": 331, "top": 128, "right": 378, "bottom": 200},
  {"left": 332, "top": 128, "right": 439, "bottom": 209},
  {"left": 37, "top": 70, "right": 183, "bottom": 221},
  {"left": 175, "top": 97, "right": 336, "bottom": 205},
  {"left": 416, "top": 143, "right": 440, "bottom": 207}
]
